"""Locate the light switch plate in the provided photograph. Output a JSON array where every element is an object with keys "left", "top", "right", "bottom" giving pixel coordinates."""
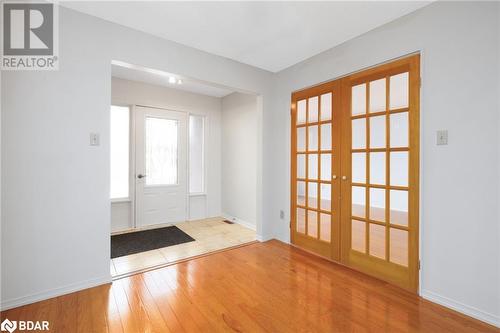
[
  {"left": 90, "top": 132, "right": 100, "bottom": 146},
  {"left": 436, "top": 130, "right": 448, "bottom": 145}
]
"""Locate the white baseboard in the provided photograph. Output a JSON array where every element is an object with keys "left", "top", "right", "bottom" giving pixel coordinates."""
[
  {"left": 221, "top": 213, "right": 256, "bottom": 231},
  {"left": 1, "top": 275, "right": 112, "bottom": 311},
  {"left": 421, "top": 289, "right": 499, "bottom": 328}
]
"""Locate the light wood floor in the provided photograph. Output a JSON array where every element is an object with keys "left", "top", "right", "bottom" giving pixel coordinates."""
[
  {"left": 111, "top": 217, "right": 256, "bottom": 277},
  {"left": 1, "top": 241, "right": 497, "bottom": 332}
]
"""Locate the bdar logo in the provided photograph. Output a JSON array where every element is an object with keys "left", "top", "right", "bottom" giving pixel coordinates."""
[
  {"left": 0, "top": 318, "right": 49, "bottom": 332},
  {"left": 0, "top": 319, "right": 17, "bottom": 333}
]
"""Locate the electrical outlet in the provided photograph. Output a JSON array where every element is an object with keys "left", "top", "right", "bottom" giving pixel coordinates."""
[
  {"left": 280, "top": 210, "right": 285, "bottom": 219},
  {"left": 436, "top": 130, "right": 448, "bottom": 145}
]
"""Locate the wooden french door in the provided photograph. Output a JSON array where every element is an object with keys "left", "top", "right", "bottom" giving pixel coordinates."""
[
  {"left": 291, "top": 80, "right": 342, "bottom": 260},
  {"left": 291, "top": 54, "right": 420, "bottom": 292}
]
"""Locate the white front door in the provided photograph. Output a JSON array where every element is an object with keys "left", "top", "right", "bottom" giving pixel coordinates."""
[{"left": 135, "top": 106, "right": 188, "bottom": 227}]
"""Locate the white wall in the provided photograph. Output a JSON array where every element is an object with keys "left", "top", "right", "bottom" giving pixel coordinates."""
[
  {"left": 221, "top": 93, "right": 258, "bottom": 228},
  {"left": 2, "top": 2, "right": 499, "bottom": 327},
  {"left": 1, "top": 6, "right": 270, "bottom": 309},
  {"left": 269, "top": 1, "right": 500, "bottom": 326},
  {"left": 110, "top": 77, "right": 222, "bottom": 232}
]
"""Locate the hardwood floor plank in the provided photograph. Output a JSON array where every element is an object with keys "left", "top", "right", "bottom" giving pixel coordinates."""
[
  {"left": 51, "top": 293, "right": 78, "bottom": 333},
  {"left": 164, "top": 260, "right": 267, "bottom": 332},
  {"left": 111, "top": 278, "right": 143, "bottom": 333},
  {"left": 105, "top": 284, "right": 125, "bottom": 333},
  {"left": 149, "top": 266, "right": 218, "bottom": 332},
  {"left": 1, "top": 240, "right": 498, "bottom": 333},
  {"left": 140, "top": 273, "right": 186, "bottom": 333},
  {"left": 118, "top": 276, "right": 170, "bottom": 333},
  {"left": 76, "top": 288, "right": 96, "bottom": 333}
]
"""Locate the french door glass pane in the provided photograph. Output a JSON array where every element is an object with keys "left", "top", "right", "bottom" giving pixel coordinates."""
[
  {"left": 297, "top": 154, "right": 306, "bottom": 179},
  {"left": 351, "top": 220, "right": 365, "bottom": 253},
  {"left": 308, "top": 154, "right": 318, "bottom": 179},
  {"left": 390, "top": 228, "right": 408, "bottom": 266},
  {"left": 352, "top": 118, "right": 366, "bottom": 149},
  {"left": 390, "top": 190, "right": 408, "bottom": 227},
  {"left": 320, "top": 214, "right": 331, "bottom": 242},
  {"left": 390, "top": 72, "right": 409, "bottom": 109},
  {"left": 369, "top": 224, "right": 385, "bottom": 259},
  {"left": 320, "top": 123, "right": 332, "bottom": 150},
  {"left": 390, "top": 152, "right": 408, "bottom": 186},
  {"left": 308, "top": 182, "right": 318, "bottom": 209},
  {"left": 308, "top": 125, "right": 318, "bottom": 151},
  {"left": 308, "top": 96, "right": 319, "bottom": 122},
  {"left": 369, "top": 78, "right": 386, "bottom": 113},
  {"left": 320, "top": 183, "right": 331, "bottom": 211},
  {"left": 297, "top": 181, "right": 306, "bottom": 206},
  {"left": 145, "top": 117, "right": 178, "bottom": 185},
  {"left": 370, "top": 152, "right": 386, "bottom": 185},
  {"left": 297, "top": 208, "right": 306, "bottom": 234},
  {"left": 297, "top": 127, "right": 306, "bottom": 152},
  {"left": 390, "top": 112, "right": 409, "bottom": 148},
  {"left": 320, "top": 93, "right": 332, "bottom": 120},
  {"left": 352, "top": 84, "right": 366, "bottom": 115},
  {"left": 308, "top": 210, "right": 318, "bottom": 237},
  {"left": 370, "top": 115, "right": 386, "bottom": 148},
  {"left": 352, "top": 186, "right": 366, "bottom": 218},
  {"left": 297, "top": 100, "right": 307, "bottom": 124},
  {"left": 352, "top": 153, "right": 366, "bottom": 183},
  {"left": 320, "top": 154, "right": 331, "bottom": 181},
  {"left": 369, "top": 188, "right": 385, "bottom": 222}
]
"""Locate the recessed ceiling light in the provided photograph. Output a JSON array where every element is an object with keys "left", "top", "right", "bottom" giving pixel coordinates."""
[
  {"left": 177, "top": 79, "right": 183, "bottom": 85},
  {"left": 169, "top": 76, "right": 176, "bottom": 84}
]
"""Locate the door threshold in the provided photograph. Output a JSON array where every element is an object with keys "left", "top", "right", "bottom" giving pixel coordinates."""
[{"left": 111, "top": 240, "right": 259, "bottom": 281}]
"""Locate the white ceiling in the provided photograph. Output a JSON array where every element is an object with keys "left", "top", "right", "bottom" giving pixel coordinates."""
[
  {"left": 111, "top": 61, "right": 234, "bottom": 98},
  {"left": 62, "top": 1, "right": 431, "bottom": 73}
]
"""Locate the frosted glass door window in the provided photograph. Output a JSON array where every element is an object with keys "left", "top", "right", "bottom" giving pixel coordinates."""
[
  {"left": 351, "top": 84, "right": 366, "bottom": 115},
  {"left": 369, "top": 79, "right": 386, "bottom": 113},
  {"left": 320, "top": 124, "right": 332, "bottom": 151},
  {"left": 320, "top": 93, "right": 332, "bottom": 120},
  {"left": 189, "top": 115, "right": 204, "bottom": 193},
  {"left": 390, "top": 73, "right": 409, "bottom": 109},
  {"left": 308, "top": 97, "right": 319, "bottom": 122},
  {"left": 370, "top": 115, "right": 386, "bottom": 148},
  {"left": 110, "top": 106, "right": 130, "bottom": 199},
  {"left": 145, "top": 117, "right": 178, "bottom": 185},
  {"left": 297, "top": 100, "right": 307, "bottom": 124}
]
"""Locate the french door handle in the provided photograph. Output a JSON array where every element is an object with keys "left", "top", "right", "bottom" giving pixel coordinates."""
[
  {"left": 332, "top": 175, "right": 337, "bottom": 180},
  {"left": 137, "top": 174, "right": 147, "bottom": 179},
  {"left": 341, "top": 176, "right": 348, "bottom": 181}
]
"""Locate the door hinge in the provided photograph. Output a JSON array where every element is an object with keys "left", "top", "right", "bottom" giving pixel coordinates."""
[
  {"left": 418, "top": 260, "right": 421, "bottom": 270},
  {"left": 289, "top": 221, "right": 292, "bottom": 229}
]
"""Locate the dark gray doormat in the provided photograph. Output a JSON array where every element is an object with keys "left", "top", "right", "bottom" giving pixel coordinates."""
[{"left": 111, "top": 226, "right": 195, "bottom": 258}]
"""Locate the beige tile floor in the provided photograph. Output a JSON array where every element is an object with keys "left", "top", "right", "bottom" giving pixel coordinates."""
[{"left": 110, "top": 217, "right": 257, "bottom": 277}]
